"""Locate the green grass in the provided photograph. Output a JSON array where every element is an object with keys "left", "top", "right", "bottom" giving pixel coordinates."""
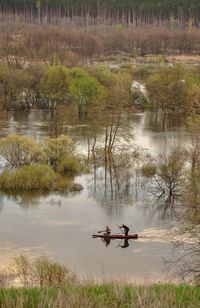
[{"left": 0, "top": 284, "right": 199, "bottom": 308}]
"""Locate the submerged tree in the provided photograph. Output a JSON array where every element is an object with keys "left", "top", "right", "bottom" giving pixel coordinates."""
[
  {"left": 185, "top": 115, "right": 200, "bottom": 204},
  {"left": 142, "top": 150, "right": 186, "bottom": 202},
  {"left": 40, "top": 66, "right": 69, "bottom": 108},
  {"left": 69, "top": 74, "right": 106, "bottom": 117},
  {"left": 146, "top": 65, "right": 189, "bottom": 113},
  {"left": 104, "top": 72, "right": 133, "bottom": 152},
  {"left": 0, "top": 65, "right": 32, "bottom": 110}
]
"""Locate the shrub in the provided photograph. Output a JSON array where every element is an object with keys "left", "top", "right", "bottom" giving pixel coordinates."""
[
  {"left": 0, "top": 164, "right": 57, "bottom": 191},
  {"left": 141, "top": 164, "right": 156, "bottom": 178},
  {"left": 40, "top": 65, "right": 69, "bottom": 105},
  {"left": 12, "top": 255, "right": 76, "bottom": 287},
  {"left": 43, "top": 135, "right": 75, "bottom": 172},
  {"left": 0, "top": 164, "right": 83, "bottom": 192},
  {"left": 57, "top": 157, "right": 79, "bottom": 175},
  {"left": 0, "top": 135, "right": 45, "bottom": 168}
]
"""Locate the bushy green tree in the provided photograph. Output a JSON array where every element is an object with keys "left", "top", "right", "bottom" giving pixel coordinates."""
[
  {"left": 146, "top": 65, "right": 189, "bottom": 113},
  {"left": 40, "top": 66, "right": 69, "bottom": 107},
  {"left": 69, "top": 74, "right": 106, "bottom": 116},
  {"left": 0, "top": 65, "right": 31, "bottom": 110}
]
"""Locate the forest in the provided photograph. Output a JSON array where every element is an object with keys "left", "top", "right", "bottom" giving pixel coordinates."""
[{"left": 1, "top": 0, "right": 200, "bottom": 27}]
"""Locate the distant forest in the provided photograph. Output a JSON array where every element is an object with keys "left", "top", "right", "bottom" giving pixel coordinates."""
[{"left": 0, "top": 0, "right": 200, "bottom": 27}]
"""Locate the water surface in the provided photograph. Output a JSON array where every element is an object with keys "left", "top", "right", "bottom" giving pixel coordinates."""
[{"left": 0, "top": 110, "right": 189, "bottom": 282}]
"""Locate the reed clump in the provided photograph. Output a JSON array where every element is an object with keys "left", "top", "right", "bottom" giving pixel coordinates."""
[{"left": 0, "top": 164, "right": 82, "bottom": 192}]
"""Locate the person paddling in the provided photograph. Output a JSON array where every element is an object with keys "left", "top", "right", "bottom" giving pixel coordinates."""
[
  {"left": 119, "top": 224, "right": 129, "bottom": 236},
  {"left": 98, "top": 226, "right": 111, "bottom": 235}
]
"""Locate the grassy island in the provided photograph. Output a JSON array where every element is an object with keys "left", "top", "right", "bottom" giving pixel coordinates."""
[{"left": 0, "top": 134, "right": 83, "bottom": 193}]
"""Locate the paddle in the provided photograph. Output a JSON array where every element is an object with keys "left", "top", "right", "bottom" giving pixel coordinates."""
[{"left": 117, "top": 225, "right": 125, "bottom": 234}]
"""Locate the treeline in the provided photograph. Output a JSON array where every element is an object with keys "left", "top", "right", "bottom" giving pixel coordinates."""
[
  {"left": 1, "top": 23, "right": 200, "bottom": 68},
  {"left": 0, "top": 63, "right": 132, "bottom": 116},
  {"left": 0, "top": 0, "right": 200, "bottom": 27},
  {"left": 1, "top": 61, "right": 200, "bottom": 116}
]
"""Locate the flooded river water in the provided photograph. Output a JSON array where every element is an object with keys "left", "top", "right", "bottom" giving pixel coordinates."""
[{"left": 0, "top": 109, "right": 192, "bottom": 283}]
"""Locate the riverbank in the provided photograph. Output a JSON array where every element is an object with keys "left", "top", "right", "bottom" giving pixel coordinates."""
[{"left": 0, "top": 284, "right": 199, "bottom": 307}]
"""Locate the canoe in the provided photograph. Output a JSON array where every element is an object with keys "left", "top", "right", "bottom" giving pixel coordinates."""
[{"left": 92, "top": 233, "right": 138, "bottom": 239}]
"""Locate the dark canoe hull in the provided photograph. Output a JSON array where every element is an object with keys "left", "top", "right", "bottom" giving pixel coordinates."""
[{"left": 93, "top": 233, "right": 138, "bottom": 239}]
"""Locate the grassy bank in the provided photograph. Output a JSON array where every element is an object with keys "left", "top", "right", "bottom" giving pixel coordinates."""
[{"left": 0, "top": 284, "right": 199, "bottom": 308}]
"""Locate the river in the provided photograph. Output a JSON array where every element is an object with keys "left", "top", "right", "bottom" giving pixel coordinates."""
[{"left": 0, "top": 109, "right": 193, "bottom": 283}]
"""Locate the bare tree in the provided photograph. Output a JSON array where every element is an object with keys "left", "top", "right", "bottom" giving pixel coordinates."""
[{"left": 142, "top": 150, "right": 186, "bottom": 202}]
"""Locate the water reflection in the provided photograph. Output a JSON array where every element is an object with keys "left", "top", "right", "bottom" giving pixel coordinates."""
[
  {"left": 3, "top": 192, "right": 47, "bottom": 208},
  {"left": 87, "top": 148, "right": 143, "bottom": 211},
  {"left": 140, "top": 112, "right": 185, "bottom": 133},
  {"left": 0, "top": 109, "right": 191, "bottom": 282},
  {"left": 101, "top": 237, "right": 111, "bottom": 247},
  {"left": 150, "top": 201, "right": 179, "bottom": 220},
  {"left": 100, "top": 238, "right": 130, "bottom": 248},
  {"left": 119, "top": 239, "right": 129, "bottom": 249},
  {"left": 0, "top": 191, "right": 81, "bottom": 209},
  {"left": 0, "top": 109, "right": 186, "bottom": 153}
]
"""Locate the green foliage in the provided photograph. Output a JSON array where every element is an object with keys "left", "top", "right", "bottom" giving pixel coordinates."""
[
  {"left": 107, "top": 72, "right": 132, "bottom": 110},
  {"left": 0, "top": 164, "right": 57, "bottom": 191},
  {"left": 0, "top": 164, "right": 82, "bottom": 192},
  {"left": 69, "top": 74, "right": 106, "bottom": 116},
  {"left": 141, "top": 164, "right": 156, "bottom": 178},
  {"left": 0, "top": 283, "right": 200, "bottom": 307},
  {"left": 146, "top": 65, "right": 189, "bottom": 113},
  {"left": 89, "top": 65, "right": 115, "bottom": 88},
  {"left": 57, "top": 157, "right": 80, "bottom": 175},
  {"left": 40, "top": 66, "right": 69, "bottom": 104},
  {"left": 0, "top": 134, "right": 83, "bottom": 190},
  {"left": 68, "top": 67, "right": 89, "bottom": 81},
  {"left": 43, "top": 134, "right": 75, "bottom": 171},
  {"left": 0, "top": 65, "right": 32, "bottom": 109},
  {"left": 0, "top": 134, "right": 44, "bottom": 168}
]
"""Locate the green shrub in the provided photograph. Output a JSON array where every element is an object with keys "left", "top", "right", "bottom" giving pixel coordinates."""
[
  {"left": 0, "top": 164, "right": 82, "bottom": 192},
  {"left": 43, "top": 135, "right": 75, "bottom": 172},
  {"left": 141, "top": 164, "right": 156, "bottom": 178},
  {"left": 0, "top": 164, "right": 56, "bottom": 191},
  {"left": 57, "top": 157, "right": 79, "bottom": 175}
]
